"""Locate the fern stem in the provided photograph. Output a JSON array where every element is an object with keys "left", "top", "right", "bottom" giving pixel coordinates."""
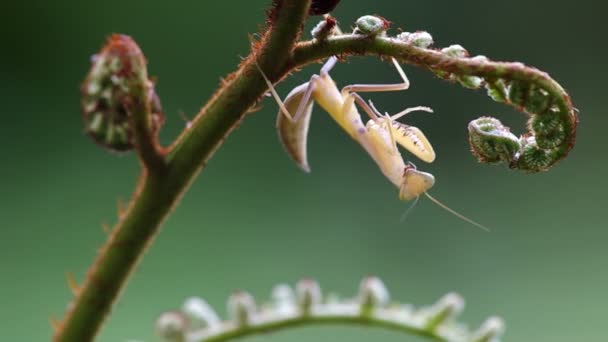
[{"left": 192, "top": 314, "right": 443, "bottom": 342}]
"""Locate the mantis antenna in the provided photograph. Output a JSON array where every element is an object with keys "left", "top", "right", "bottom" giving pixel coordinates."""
[
  {"left": 254, "top": 60, "right": 293, "bottom": 121},
  {"left": 402, "top": 163, "right": 490, "bottom": 232},
  {"left": 424, "top": 192, "right": 491, "bottom": 232},
  {"left": 399, "top": 196, "right": 420, "bottom": 223}
]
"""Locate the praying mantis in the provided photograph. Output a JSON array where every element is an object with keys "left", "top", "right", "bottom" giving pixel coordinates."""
[{"left": 258, "top": 56, "right": 489, "bottom": 231}]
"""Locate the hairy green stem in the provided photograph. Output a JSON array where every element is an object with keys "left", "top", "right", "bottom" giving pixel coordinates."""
[
  {"left": 293, "top": 34, "right": 574, "bottom": 125},
  {"left": 128, "top": 91, "right": 167, "bottom": 173},
  {"left": 293, "top": 35, "right": 569, "bottom": 99},
  {"left": 54, "top": 1, "right": 312, "bottom": 340}
]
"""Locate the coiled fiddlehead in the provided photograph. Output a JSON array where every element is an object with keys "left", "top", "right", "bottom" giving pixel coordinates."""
[
  {"left": 81, "top": 34, "right": 164, "bottom": 152},
  {"left": 429, "top": 44, "right": 578, "bottom": 172}
]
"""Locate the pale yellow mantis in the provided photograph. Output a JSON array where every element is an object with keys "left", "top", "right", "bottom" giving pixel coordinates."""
[{"left": 258, "top": 56, "right": 489, "bottom": 231}]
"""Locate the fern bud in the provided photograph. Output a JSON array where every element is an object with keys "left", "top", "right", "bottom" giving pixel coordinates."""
[
  {"left": 441, "top": 44, "right": 469, "bottom": 58},
  {"left": 459, "top": 75, "right": 484, "bottom": 89},
  {"left": 358, "top": 277, "right": 390, "bottom": 314},
  {"left": 156, "top": 311, "right": 187, "bottom": 341},
  {"left": 396, "top": 32, "right": 411, "bottom": 41},
  {"left": 81, "top": 34, "right": 164, "bottom": 152},
  {"left": 472, "top": 316, "right": 506, "bottom": 342},
  {"left": 525, "top": 86, "right": 552, "bottom": 114},
  {"left": 354, "top": 15, "right": 389, "bottom": 36},
  {"left": 471, "top": 55, "right": 489, "bottom": 62},
  {"left": 296, "top": 279, "right": 322, "bottom": 314},
  {"left": 311, "top": 15, "right": 338, "bottom": 40},
  {"left": 424, "top": 292, "right": 464, "bottom": 329},
  {"left": 468, "top": 117, "right": 521, "bottom": 164},
  {"left": 227, "top": 291, "right": 256, "bottom": 327},
  {"left": 485, "top": 79, "right": 509, "bottom": 103},
  {"left": 433, "top": 45, "right": 469, "bottom": 79},
  {"left": 182, "top": 297, "right": 220, "bottom": 330},
  {"left": 398, "top": 31, "right": 434, "bottom": 48},
  {"left": 508, "top": 80, "right": 530, "bottom": 107},
  {"left": 411, "top": 31, "right": 434, "bottom": 48},
  {"left": 271, "top": 284, "right": 297, "bottom": 315}
]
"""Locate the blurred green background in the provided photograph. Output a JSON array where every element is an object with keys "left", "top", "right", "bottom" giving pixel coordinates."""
[{"left": 1, "top": 1, "right": 606, "bottom": 341}]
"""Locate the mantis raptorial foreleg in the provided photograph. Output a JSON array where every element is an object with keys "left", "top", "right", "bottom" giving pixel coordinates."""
[{"left": 366, "top": 100, "right": 435, "bottom": 163}]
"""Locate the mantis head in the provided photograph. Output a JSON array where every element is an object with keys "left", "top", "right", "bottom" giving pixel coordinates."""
[{"left": 399, "top": 164, "right": 435, "bottom": 201}]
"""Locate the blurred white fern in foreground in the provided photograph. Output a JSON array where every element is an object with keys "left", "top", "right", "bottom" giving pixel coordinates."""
[{"left": 156, "top": 277, "right": 504, "bottom": 342}]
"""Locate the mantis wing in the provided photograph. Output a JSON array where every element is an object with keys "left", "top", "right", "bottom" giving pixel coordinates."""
[
  {"left": 390, "top": 122, "right": 436, "bottom": 163},
  {"left": 276, "top": 82, "right": 315, "bottom": 172}
]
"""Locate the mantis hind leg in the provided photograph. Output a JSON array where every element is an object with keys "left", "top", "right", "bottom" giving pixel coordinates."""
[
  {"left": 320, "top": 56, "right": 338, "bottom": 76},
  {"left": 341, "top": 58, "right": 411, "bottom": 94}
]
